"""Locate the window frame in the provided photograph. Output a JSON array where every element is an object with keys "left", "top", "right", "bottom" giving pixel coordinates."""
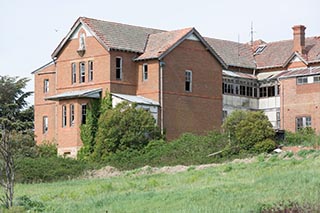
[
  {"left": 143, "top": 63, "right": 148, "bottom": 81},
  {"left": 116, "top": 57, "right": 122, "bottom": 80},
  {"left": 43, "top": 116, "right": 48, "bottom": 134},
  {"left": 79, "top": 62, "right": 86, "bottom": 83},
  {"left": 81, "top": 104, "right": 87, "bottom": 125},
  {"left": 88, "top": 61, "right": 94, "bottom": 82},
  {"left": 296, "top": 116, "right": 312, "bottom": 131},
  {"left": 185, "top": 70, "right": 192, "bottom": 92},
  {"left": 43, "top": 79, "right": 49, "bottom": 93},
  {"left": 297, "top": 76, "right": 308, "bottom": 85},
  {"left": 62, "top": 105, "right": 67, "bottom": 127},
  {"left": 71, "top": 63, "right": 77, "bottom": 84},
  {"left": 70, "top": 104, "right": 75, "bottom": 127}
]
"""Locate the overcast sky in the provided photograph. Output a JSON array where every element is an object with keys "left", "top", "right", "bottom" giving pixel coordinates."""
[{"left": 1, "top": 0, "right": 319, "bottom": 105}]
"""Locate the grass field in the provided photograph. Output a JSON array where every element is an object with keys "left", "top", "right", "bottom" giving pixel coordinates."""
[{"left": 15, "top": 152, "right": 320, "bottom": 212}]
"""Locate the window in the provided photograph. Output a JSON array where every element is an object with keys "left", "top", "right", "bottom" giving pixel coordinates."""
[
  {"left": 43, "top": 116, "right": 48, "bottom": 134},
  {"left": 296, "top": 116, "right": 311, "bottom": 130},
  {"left": 143, "top": 63, "right": 148, "bottom": 81},
  {"left": 81, "top": 104, "right": 87, "bottom": 124},
  {"left": 70, "top": 104, "right": 75, "bottom": 126},
  {"left": 44, "top": 79, "right": 49, "bottom": 93},
  {"left": 88, "top": 61, "right": 94, "bottom": 81},
  {"left": 185, "top": 70, "right": 192, "bottom": 92},
  {"left": 246, "top": 86, "right": 252, "bottom": 97},
  {"left": 79, "top": 33, "right": 86, "bottom": 50},
  {"left": 297, "top": 76, "right": 308, "bottom": 85},
  {"left": 268, "top": 86, "right": 275, "bottom": 97},
  {"left": 240, "top": 85, "right": 246, "bottom": 96},
  {"left": 314, "top": 76, "right": 320, "bottom": 83},
  {"left": 80, "top": 62, "right": 85, "bottom": 83},
  {"left": 62, "top": 105, "right": 67, "bottom": 127},
  {"left": 116, "top": 57, "right": 122, "bottom": 80},
  {"left": 259, "top": 87, "right": 267, "bottom": 97},
  {"left": 71, "top": 63, "right": 76, "bottom": 84},
  {"left": 276, "top": 112, "right": 280, "bottom": 129},
  {"left": 254, "top": 45, "right": 266, "bottom": 55}
]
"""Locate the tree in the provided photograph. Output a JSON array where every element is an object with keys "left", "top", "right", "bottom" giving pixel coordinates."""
[
  {"left": 222, "top": 110, "right": 275, "bottom": 152},
  {"left": 0, "top": 76, "right": 33, "bottom": 208},
  {"left": 78, "top": 90, "right": 112, "bottom": 160},
  {"left": 92, "top": 102, "right": 162, "bottom": 161}
]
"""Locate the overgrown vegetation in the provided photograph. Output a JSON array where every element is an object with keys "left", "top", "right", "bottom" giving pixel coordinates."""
[
  {"left": 284, "top": 127, "right": 320, "bottom": 147},
  {"left": 11, "top": 152, "right": 320, "bottom": 212}
]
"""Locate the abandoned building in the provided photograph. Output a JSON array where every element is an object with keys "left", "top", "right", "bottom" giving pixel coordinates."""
[{"left": 32, "top": 17, "right": 320, "bottom": 157}]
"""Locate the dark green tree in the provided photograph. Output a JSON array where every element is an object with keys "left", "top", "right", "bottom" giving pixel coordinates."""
[
  {"left": 78, "top": 90, "right": 112, "bottom": 160},
  {"left": 92, "top": 101, "right": 162, "bottom": 162},
  {"left": 0, "top": 76, "right": 33, "bottom": 208},
  {"left": 222, "top": 110, "right": 275, "bottom": 152}
]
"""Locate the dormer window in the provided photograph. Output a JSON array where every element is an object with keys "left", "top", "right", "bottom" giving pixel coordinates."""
[{"left": 77, "top": 33, "right": 86, "bottom": 56}]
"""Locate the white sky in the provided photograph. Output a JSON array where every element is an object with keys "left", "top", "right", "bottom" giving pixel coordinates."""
[{"left": 1, "top": 0, "right": 319, "bottom": 105}]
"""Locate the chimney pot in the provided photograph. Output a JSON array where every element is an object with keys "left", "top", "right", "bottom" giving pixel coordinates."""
[{"left": 292, "top": 25, "right": 306, "bottom": 54}]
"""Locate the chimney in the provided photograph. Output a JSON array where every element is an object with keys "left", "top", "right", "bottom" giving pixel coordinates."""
[{"left": 292, "top": 25, "right": 306, "bottom": 54}]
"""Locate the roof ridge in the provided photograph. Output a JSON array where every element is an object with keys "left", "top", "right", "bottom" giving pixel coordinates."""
[{"left": 81, "top": 16, "right": 166, "bottom": 33}]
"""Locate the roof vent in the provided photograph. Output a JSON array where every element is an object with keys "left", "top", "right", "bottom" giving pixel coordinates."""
[{"left": 254, "top": 45, "right": 266, "bottom": 55}]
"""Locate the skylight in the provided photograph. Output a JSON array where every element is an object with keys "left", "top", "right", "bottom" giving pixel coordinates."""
[{"left": 254, "top": 45, "right": 266, "bottom": 55}]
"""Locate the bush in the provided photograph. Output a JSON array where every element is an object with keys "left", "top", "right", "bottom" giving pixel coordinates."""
[
  {"left": 284, "top": 128, "right": 319, "bottom": 146},
  {"left": 222, "top": 110, "right": 275, "bottom": 152},
  {"left": 103, "top": 131, "right": 231, "bottom": 170},
  {"left": 254, "top": 139, "right": 276, "bottom": 153},
  {"left": 15, "top": 195, "right": 45, "bottom": 212},
  {"left": 15, "top": 157, "right": 91, "bottom": 183},
  {"left": 37, "top": 141, "right": 57, "bottom": 157},
  {"left": 92, "top": 102, "right": 162, "bottom": 162}
]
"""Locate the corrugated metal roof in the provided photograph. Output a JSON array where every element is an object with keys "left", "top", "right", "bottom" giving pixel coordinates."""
[
  {"left": 223, "top": 70, "right": 256, "bottom": 79},
  {"left": 112, "top": 93, "right": 159, "bottom": 106},
  {"left": 46, "top": 88, "right": 102, "bottom": 100}
]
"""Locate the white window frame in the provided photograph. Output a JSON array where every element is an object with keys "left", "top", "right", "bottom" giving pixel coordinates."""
[
  {"left": 296, "top": 116, "right": 311, "bottom": 131},
  {"left": 143, "top": 63, "right": 148, "bottom": 81},
  {"left": 43, "top": 116, "right": 48, "bottom": 134},
  {"left": 185, "top": 70, "right": 192, "bottom": 92},
  {"left": 297, "top": 76, "right": 308, "bottom": 85},
  {"left": 70, "top": 104, "right": 75, "bottom": 126},
  {"left": 116, "top": 57, "right": 122, "bottom": 80},
  {"left": 72, "top": 63, "right": 76, "bottom": 84},
  {"left": 88, "top": 61, "right": 94, "bottom": 81},
  {"left": 44, "top": 79, "right": 49, "bottom": 93},
  {"left": 80, "top": 62, "right": 85, "bottom": 83},
  {"left": 62, "top": 105, "right": 67, "bottom": 127}
]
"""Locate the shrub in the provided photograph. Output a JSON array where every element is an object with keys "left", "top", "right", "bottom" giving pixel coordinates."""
[
  {"left": 92, "top": 102, "right": 163, "bottom": 162},
  {"left": 15, "top": 157, "right": 91, "bottom": 183},
  {"left": 37, "top": 141, "right": 57, "bottom": 157},
  {"left": 15, "top": 195, "right": 45, "bottom": 212},
  {"left": 254, "top": 139, "right": 276, "bottom": 153},
  {"left": 222, "top": 110, "right": 275, "bottom": 152},
  {"left": 284, "top": 128, "right": 319, "bottom": 146}
]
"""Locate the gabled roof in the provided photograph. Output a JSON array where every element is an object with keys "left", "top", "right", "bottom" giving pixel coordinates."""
[
  {"left": 112, "top": 93, "right": 159, "bottom": 106},
  {"left": 135, "top": 28, "right": 227, "bottom": 68},
  {"left": 52, "top": 17, "right": 164, "bottom": 58},
  {"left": 31, "top": 60, "right": 55, "bottom": 74},
  {"left": 205, "top": 37, "right": 256, "bottom": 69},
  {"left": 277, "top": 66, "right": 320, "bottom": 79},
  {"left": 46, "top": 88, "right": 102, "bottom": 101},
  {"left": 254, "top": 37, "right": 320, "bottom": 69}
]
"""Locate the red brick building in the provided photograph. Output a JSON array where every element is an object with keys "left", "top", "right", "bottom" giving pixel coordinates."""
[
  {"left": 33, "top": 17, "right": 320, "bottom": 157},
  {"left": 33, "top": 17, "right": 225, "bottom": 157}
]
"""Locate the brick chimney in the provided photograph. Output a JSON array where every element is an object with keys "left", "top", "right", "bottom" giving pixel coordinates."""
[{"left": 292, "top": 25, "right": 306, "bottom": 54}]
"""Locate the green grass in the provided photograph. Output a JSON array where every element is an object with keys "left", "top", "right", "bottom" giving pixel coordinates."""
[{"left": 14, "top": 154, "right": 320, "bottom": 212}]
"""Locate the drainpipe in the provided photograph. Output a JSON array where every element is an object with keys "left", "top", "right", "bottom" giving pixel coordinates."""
[{"left": 159, "top": 61, "right": 165, "bottom": 135}]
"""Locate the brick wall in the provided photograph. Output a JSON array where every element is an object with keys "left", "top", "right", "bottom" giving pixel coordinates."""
[
  {"left": 161, "top": 39, "right": 222, "bottom": 139},
  {"left": 281, "top": 78, "right": 320, "bottom": 133}
]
